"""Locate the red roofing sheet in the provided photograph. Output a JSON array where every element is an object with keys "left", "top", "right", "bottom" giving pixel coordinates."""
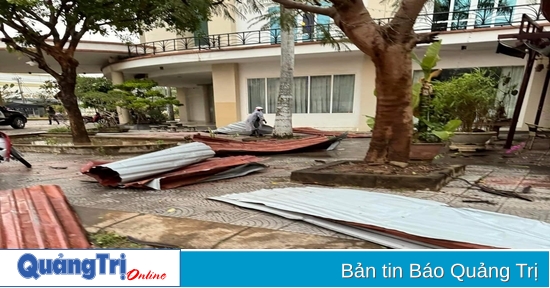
[
  {"left": 0, "top": 185, "right": 90, "bottom": 248},
  {"left": 124, "top": 155, "right": 264, "bottom": 189},
  {"left": 293, "top": 127, "right": 372, "bottom": 138},
  {"left": 192, "top": 134, "right": 341, "bottom": 155},
  {"left": 82, "top": 156, "right": 265, "bottom": 189}
]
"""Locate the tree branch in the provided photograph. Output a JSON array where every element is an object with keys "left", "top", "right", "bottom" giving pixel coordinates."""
[
  {"left": 270, "top": 0, "right": 337, "bottom": 17},
  {"left": 0, "top": 24, "right": 60, "bottom": 79},
  {"left": 389, "top": 0, "right": 429, "bottom": 37}
]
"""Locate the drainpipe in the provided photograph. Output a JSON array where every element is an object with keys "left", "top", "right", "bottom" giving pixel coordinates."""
[
  {"left": 504, "top": 50, "right": 537, "bottom": 149},
  {"left": 534, "top": 64, "right": 550, "bottom": 126}
]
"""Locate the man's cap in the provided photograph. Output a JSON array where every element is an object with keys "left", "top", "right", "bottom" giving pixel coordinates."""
[{"left": 255, "top": 106, "right": 263, "bottom": 110}]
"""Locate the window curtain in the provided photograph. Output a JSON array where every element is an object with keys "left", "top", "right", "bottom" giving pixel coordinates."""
[
  {"left": 310, "top": 76, "right": 331, "bottom": 113},
  {"left": 247, "top": 78, "right": 265, "bottom": 113},
  {"left": 332, "top": 74, "right": 355, "bottom": 113},
  {"left": 497, "top": 66, "right": 524, "bottom": 118},
  {"left": 266, "top": 78, "right": 280, "bottom": 114},
  {"left": 293, "top": 77, "right": 308, "bottom": 113}
]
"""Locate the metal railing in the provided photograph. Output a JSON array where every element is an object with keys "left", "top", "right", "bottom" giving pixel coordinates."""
[{"left": 126, "top": 3, "right": 543, "bottom": 57}]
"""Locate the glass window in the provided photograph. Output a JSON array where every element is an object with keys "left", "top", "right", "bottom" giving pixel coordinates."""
[
  {"left": 293, "top": 77, "right": 309, "bottom": 113},
  {"left": 310, "top": 76, "right": 331, "bottom": 113},
  {"left": 266, "top": 78, "right": 280, "bottom": 114},
  {"left": 332, "top": 74, "right": 355, "bottom": 113},
  {"left": 247, "top": 78, "right": 265, "bottom": 113}
]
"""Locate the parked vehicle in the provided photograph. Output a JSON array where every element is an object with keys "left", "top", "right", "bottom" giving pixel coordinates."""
[
  {"left": 0, "top": 132, "right": 32, "bottom": 168},
  {"left": 0, "top": 106, "right": 27, "bottom": 129}
]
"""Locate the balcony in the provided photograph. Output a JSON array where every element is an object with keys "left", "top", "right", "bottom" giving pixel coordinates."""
[{"left": 126, "top": 3, "right": 543, "bottom": 58}]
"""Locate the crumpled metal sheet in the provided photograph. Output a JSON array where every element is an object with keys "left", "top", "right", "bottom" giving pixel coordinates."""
[
  {"left": 192, "top": 134, "right": 345, "bottom": 155},
  {"left": 123, "top": 156, "right": 267, "bottom": 190},
  {"left": 293, "top": 127, "right": 372, "bottom": 138},
  {"left": 211, "top": 187, "right": 550, "bottom": 249},
  {"left": 211, "top": 121, "right": 273, "bottom": 135},
  {"left": 0, "top": 185, "right": 90, "bottom": 248},
  {"left": 81, "top": 142, "right": 215, "bottom": 186}
]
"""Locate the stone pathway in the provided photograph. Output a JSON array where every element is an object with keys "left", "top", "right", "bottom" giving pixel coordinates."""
[{"left": 2, "top": 138, "right": 550, "bottom": 240}]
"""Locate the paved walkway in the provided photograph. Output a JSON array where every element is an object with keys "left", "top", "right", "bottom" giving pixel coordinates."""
[{"left": 2, "top": 136, "right": 550, "bottom": 243}]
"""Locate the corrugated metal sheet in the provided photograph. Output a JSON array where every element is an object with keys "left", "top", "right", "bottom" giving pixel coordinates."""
[
  {"left": 0, "top": 185, "right": 90, "bottom": 248},
  {"left": 192, "top": 134, "right": 344, "bottom": 155},
  {"left": 211, "top": 187, "right": 550, "bottom": 249},
  {"left": 293, "top": 127, "right": 372, "bottom": 138},
  {"left": 213, "top": 197, "right": 436, "bottom": 249},
  {"left": 123, "top": 156, "right": 267, "bottom": 190},
  {"left": 212, "top": 121, "right": 273, "bottom": 135},
  {"left": 81, "top": 142, "right": 215, "bottom": 186}
]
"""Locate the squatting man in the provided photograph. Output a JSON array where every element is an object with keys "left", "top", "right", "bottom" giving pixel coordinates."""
[{"left": 246, "top": 106, "right": 267, "bottom": 137}]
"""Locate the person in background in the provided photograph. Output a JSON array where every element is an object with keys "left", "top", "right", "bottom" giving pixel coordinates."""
[
  {"left": 47, "top": 106, "right": 59, "bottom": 125},
  {"left": 246, "top": 106, "right": 267, "bottom": 137}
]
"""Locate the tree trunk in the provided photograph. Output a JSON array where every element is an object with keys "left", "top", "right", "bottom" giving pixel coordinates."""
[
  {"left": 272, "top": 5, "right": 294, "bottom": 138},
  {"left": 365, "top": 46, "right": 414, "bottom": 163},
  {"left": 58, "top": 74, "right": 91, "bottom": 144}
]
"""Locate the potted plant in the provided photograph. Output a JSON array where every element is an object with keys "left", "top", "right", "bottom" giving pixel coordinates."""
[{"left": 432, "top": 68, "right": 498, "bottom": 149}]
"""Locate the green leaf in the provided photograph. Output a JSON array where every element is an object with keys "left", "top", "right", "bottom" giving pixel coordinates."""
[
  {"left": 431, "top": 130, "right": 452, "bottom": 141},
  {"left": 442, "top": 119, "right": 462, "bottom": 132},
  {"left": 373, "top": 89, "right": 377, "bottom": 97},
  {"left": 411, "top": 82, "right": 421, "bottom": 109},
  {"left": 420, "top": 40, "right": 442, "bottom": 77},
  {"left": 365, "top": 115, "right": 375, "bottom": 130}
]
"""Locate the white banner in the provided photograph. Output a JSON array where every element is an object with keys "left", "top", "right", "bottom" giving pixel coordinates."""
[{"left": 0, "top": 249, "right": 180, "bottom": 287}]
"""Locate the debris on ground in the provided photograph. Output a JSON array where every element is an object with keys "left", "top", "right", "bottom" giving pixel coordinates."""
[
  {"left": 192, "top": 134, "right": 346, "bottom": 155},
  {"left": 81, "top": 142, "right": 267, "bottom": 190},
  {"left": 211, "top": 186, "right": 550, "bottom": 249},
  {"left": 292, "top": 127, "right": 372, "bottom": 138},
  {"left": 81, "top": 142, "right": 215, "bottom": 186},
  {"left": 0, "top": 185, "right": 90, "bottom": 248}
]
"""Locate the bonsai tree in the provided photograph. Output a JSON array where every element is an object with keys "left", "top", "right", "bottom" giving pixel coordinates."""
[
  {"left": 111, "top": 79, "right": 180, "bottom": 125},
  {"left": 76, "top": 76, "right": 117, "bottom": 113},
  {"left": 432, "top": 69, "right": 498, "bottom": 132}
]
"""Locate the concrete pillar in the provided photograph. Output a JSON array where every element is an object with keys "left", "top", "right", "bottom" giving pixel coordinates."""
[
  {"left": 176, "top": 87, "right": 188, "bottom": 122},
  {"left": 358, "top": 56, "right": 376, "bottom": 132},
  {"left": 111, "top": 71, "right": 131, "bottom": 125},
  {"left": 211, "top": 63, "right": 240, "bottom": 127}
]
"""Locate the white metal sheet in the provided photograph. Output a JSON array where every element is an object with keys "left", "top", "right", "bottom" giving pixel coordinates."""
[
  {"left": 212, "top": 197, "right": 439, "bottom": 249},
  {"left": 99, "top": 142, "right": 215, "bottom": 183},
  {"left": 211, "top": 187, "right": 550, "bottom": 249}
]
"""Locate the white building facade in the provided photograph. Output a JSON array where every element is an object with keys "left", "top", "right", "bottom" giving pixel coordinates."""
[{"left": 100, "top": 0, "right": 549, "bottom": 131}]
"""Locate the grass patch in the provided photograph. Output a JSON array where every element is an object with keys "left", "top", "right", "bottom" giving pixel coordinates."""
[
  {"left": 47, "top": 126, "right": 98, "bottom": 133},
  {"left": 89, "top": 231, "right": 148, "bottom": 249},
  {"left": 48, "top": 126, "right": 71, "bottom": 133}
]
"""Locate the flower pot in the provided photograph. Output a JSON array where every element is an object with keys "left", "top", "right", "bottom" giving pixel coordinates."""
[
  {"left": 450, "top": 132, "right": 497, "bottom": 146},
  {"left": 409, "top": 143, "right": 446, "bottom": 161}
]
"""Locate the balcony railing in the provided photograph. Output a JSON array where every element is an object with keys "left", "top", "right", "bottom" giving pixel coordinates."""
[{"left": 126, "top": 3, "right": 543, "bottom": 58}]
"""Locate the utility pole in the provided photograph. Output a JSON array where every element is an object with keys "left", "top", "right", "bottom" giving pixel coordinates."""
[{"left": 12, "top": 76, "right": 25, "bottom": 103}]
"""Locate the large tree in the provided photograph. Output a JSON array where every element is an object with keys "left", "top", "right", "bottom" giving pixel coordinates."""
[
  {"left": 270, "top": 0, "right": 437, "bottom": 163},
  {"left": 272, "top": 4, "right": 295, "bottom": 137},
  {"left": 0, "top": 0, "right": 242, "bottom": 144}
]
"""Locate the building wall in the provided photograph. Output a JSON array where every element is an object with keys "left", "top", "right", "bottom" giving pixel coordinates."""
[
  {"left": 184, "top": 86, "right": 210, "bottom": 123},
  {"left": 239, "top": 55, "right": 366, "bottom": 130}
]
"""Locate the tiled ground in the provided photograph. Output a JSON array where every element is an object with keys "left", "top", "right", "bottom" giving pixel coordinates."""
[{"left": 1, "top": 136, "right": 550, "bottom": 239}]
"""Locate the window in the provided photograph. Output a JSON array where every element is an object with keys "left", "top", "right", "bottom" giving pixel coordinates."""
[
  {"left": 246, "top": 74, "right": 355, "bottom": 114},
  {"left": 247, "top": 78, "right": 265, "bottom": 113}
]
